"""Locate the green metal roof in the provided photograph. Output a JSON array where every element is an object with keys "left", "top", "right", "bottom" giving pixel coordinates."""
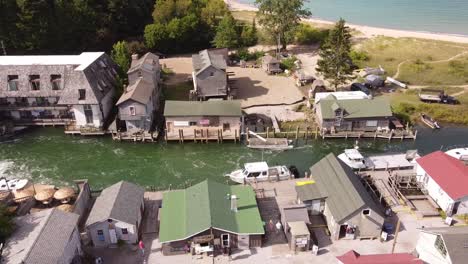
[
  {"left": 159, "top": 180, "right": 265, "bottom": 243},
  {"left": 308, "top": 153, "right": 383, "bottom": 223},
  {"left": 318, "top": 96, "right": 392, "bottom": 119},
  {"left": 164, "top": 100, "right": 242, "bottom": 117}
]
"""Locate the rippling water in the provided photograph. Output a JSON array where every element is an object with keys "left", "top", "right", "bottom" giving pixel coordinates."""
[
  {"left": 0, "top": 127, "right": 467, "bottom": 189},
  {"left": 239, "top": 0, "right": 468, "bottom": 36}
]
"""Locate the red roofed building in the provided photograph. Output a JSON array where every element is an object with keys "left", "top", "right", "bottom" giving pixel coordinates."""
[
  {"left": 416, "top": 151, "right": 468, "bottom": 216},
  {"left": 336, "top": 250, "right": 422, "bottom": 264}
]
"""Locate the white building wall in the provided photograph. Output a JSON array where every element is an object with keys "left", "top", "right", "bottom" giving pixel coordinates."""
[
  {"left": 72, "top": 104, "right": 102, "bottom": 127},
  {"left": 416, "top": 232, "right": 452, "bottom": 264},
  {"left": 416, "top": 166, "right": 455, "bottom": 213},
  {"left": 88, "top": 220, "right": 138, "bottom": 247}
]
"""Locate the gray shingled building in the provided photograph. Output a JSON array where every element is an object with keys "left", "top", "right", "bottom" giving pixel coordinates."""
[
  {"left": 191, "top": 49, "right": 229, "bottom": 100},
  {"left": 85, "top": 181, "right": 145, "bottom": 247},
  {"left": 116, "top": 53, "right": 161, "bottom": 133},
  {"left": 296, "top": 153, "right": 384, "bottom": 240},
  {"left": 1, "top": 208, "right": 82, "bottom": 264},
  {"left": 0, "top": 52, "right": 119, "bottom": 134},
  {"left": 416, "top": 226, "right": 468, "bottom": 264}
]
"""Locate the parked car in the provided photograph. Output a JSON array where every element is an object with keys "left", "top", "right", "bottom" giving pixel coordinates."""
[{"left": 350, "top": 83, "right": 371, "bottom": 95}]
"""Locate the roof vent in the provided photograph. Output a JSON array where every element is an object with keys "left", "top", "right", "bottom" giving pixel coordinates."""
[
  {"left": 228, "top": 194, "right": 238, "bottom": 213},
  {"left": 132, "top": 54, "right": 139, "bottom": 61}
]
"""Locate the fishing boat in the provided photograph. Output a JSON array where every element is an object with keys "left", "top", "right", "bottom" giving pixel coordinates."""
[
  {"left": 420, "top": 113, "right": 440, "bottom": 129},
  {"left": 247, "top": 131, "right": 293, "bottom": 150},
  {"left": 0, "top": 178, "right": 29, "bottom": 191},
  {"left": 445, "top": 148, "right": 468, "bottom": 160},
  {"left": 226, "top": 162, "right": 293, "bottom": 184},
  {"left": 338, "top": 149, "right": 419, "bottom": 170}
]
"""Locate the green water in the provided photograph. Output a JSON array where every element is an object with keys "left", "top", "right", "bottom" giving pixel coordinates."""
[{"left": 1, "top": 127, "right": 467, "bottom": 190}]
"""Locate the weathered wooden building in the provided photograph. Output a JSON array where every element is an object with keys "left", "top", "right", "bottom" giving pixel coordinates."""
[
  {"left": 296, "top": 154, "right": 385, "bottom": 240},
  {"left": 191, "top": 49, "right": 229, "bottom": 100},
  {"left": 0, "top": 52, "right": 119, "bottom": 134},
  {"left": 315, "top": 95, "right": 393, "bottom": 133},
  {"left": 261, "top": 55, "right": 282, "bottom": 74},
  {"left": 164, "top": 100, "right": 242, "bottom": 142},
  {"left": 159, "top": 180, "right": 264, "bottom": 255}
]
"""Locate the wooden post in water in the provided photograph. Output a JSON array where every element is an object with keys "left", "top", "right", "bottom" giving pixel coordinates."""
[
  {"left": 315, "top": 127, "right": 318, "bottom": 140},
  {"left": 206, "top": 129, "right": 209, "bottom": 143},
  {"left": 181, "top": 130, "right": 184, "bottom": 143},
  {"left": 246, "top": 127, "right": 250, "bottom": 142},
  {"left": 234, "top": 129, "right": 237, "bottom": 143},
  {"left": 414, "top": 130, "right": 418, "bottom": 140},
  {"left": 295, "top": 126, "right": 299, "bottom": 140},
  {"left": 220, "top": 129, "right": 223, "bottom": 143},
  {"left": 304, "top": 126, "right": 309, "bottom": 140},
  {"left": 217, "top": 129, "right": 220, "bottom": 143},
  {"left": 266, "top": 127, "right": 269, "bottom": 139},
  {"left": 273, "top": 127, "right": 276, "bottom": 138},
  {"left": 194, "top": 129, "right": 197, "bottom": 143},
  {"left": 164, "top": 129, "right": 168, "bottom": 142}
]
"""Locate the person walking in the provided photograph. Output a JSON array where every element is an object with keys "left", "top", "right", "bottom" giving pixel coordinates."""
[{"left": 139, "top": 240, "right": 145, "bottom": 257}]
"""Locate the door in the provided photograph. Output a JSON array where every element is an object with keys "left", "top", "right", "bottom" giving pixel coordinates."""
[
  {"left": 109, "top": 228, "right": 118, "bottom": 244},
  {"left": 310, "top": 200, "right": 321, "bottom": 215},
  {"left": 84, "top": 105, "right": 93, "bottom": 124},
  {"left": 237, "top": 235, "right": 249, "bottom": 250}
]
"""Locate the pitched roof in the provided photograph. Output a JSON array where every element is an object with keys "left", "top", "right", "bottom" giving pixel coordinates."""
[
  {"left": 3, "top": 208, "right": 79, "bottom": 264},
  {"left": 116, "top": 77, "right": 154, "bottom": 105},
  {"left": 128, "top": 52, "right": 159, "bottom": 74},
  {"left": 262, "top": 54, "right": 279, "bottom": 64},
  {"left": 159, "top": 180, "right": 264, "bottom": 243},
  {"left": 317, "top": 96, "right": 392, "bottom": 119},
  {"left": 420, "top": 227, "right": 468, "bottom": 263},
  {"left": 308, "top": 153, "right": 383, "bottom": 222},
  {"left": 416, "top": 151, "right": 468, "bottom": 200},
  {"left": 0, "top": 52, "right": 103, "bottom": 69},
  {"left": 164, "top": 100, "right": 242, "bottom": 117},
  {"left": 337, "top": 250, "right": 423, "bottom": 264},
  {"left": 295, "top": 182, "right": 327, "bottom": 201},
  {"left": 192, "top": 49, "right": 227, "bottom": 72},
  {"left": 86, "top": 181, "right": 144, "bottom": 226}
]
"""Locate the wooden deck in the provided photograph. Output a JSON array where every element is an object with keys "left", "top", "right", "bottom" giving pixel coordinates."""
[{"left": 164, "top": 128, "right": 240, "bottom": 143}]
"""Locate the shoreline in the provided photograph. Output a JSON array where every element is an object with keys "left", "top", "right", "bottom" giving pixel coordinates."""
[{"left": 226, "top": 0, "right": 468, "bottom": 44}]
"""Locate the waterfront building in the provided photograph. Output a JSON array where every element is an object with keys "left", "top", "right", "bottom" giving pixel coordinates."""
[
  {"left": 415, "top": 151, "right": 468, "bottom": 216},
  {"left": 1, "top": 208, "right": 82, "bottom": 264},
  {"left": 281, "top": 206, "right": 312, "bottom": 252},
  {"left": 116, "top": 53, "right": 161, "bottom": 133},
  {"left": 85, "top": 181, "right": 144, "bottom": 247},
  {"left": 164, "top": 100, "right": 242, "bottom": 142},
  {"left": 159, "top": 180, "right": 264, "bottom": 255},
  {"left": 314, "top": 91, "right": 370, "bottom": 104},
  {"left": 191, "top": 49, "right": 229, "bottom": 100},
  {"left": 415, "top": 226, "right": 468, "bottom": 264},
  {"left": 295, "top": 153, "right": 384, "bottom": 240},
  {"left": 337, "top": 250, "right": 422, "bottom": 264},
  {"left": 0, "top": 52, "right": 119, "bottom": 134},
  {"left": 315, "top": 95, "right": 393, "bottom": 133}
]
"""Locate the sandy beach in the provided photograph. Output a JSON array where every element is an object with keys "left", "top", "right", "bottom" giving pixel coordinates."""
[{"left": 226, "top": 0, "right": 468, "bottom": 44}]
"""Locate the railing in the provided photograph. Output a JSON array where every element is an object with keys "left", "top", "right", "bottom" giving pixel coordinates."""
[{"left": 0, "top": 101, "right": 66, "bottom": 110}]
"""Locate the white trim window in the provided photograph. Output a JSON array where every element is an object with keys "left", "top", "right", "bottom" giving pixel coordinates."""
[
  {"left": 130, "top": 106, "right": 136, "bottom": 116},
  {"left": 366, "top": 120, "right": 378, "bottom": 127}
]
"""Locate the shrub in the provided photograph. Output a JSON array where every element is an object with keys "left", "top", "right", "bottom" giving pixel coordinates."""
[
  {"left": 235, "top": 48, "right": 265, "bottom": 61},
  {"left": 294, "top": 24, "right": 329, "bottom": 45},
  {"left": 280, "top": 56, "right": 298, "bottom": 71},
  {"left": 350, "top": 50, "right": 370, "bottom": 64}
]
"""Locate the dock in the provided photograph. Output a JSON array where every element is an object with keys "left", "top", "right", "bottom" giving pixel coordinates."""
[
  {"left": 364, "top": 153, "right": 419, "bottom": 170},
  {"left": 111, "top": 131, "right": 158, "bottom": 142}
]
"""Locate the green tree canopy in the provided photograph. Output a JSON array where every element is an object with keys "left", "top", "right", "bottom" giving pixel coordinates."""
[
  {"left": 213, "top": 14, "right": 239, "bottom": 48},
  {"left": 255, "top": 0, "right": 311, "bottom": 50},
  {"left": 111, "top": 41, "right": 131, "bottom": 74},
  {"left": 316, "top": 18, "right": 354, "bottom": 90}
]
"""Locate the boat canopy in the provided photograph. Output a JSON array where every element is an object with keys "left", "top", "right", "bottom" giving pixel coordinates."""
[
  {"left": 344, "top": 149, "right": 364, "bottom": 160},
  {"left": 244, "top": 162, "right": 269, "bottom": 172}
]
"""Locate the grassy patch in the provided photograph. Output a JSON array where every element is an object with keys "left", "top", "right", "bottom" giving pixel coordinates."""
[
  {"left": 279, "top": 120, "right": 315, "bottom": 131},
  {"left": 354, "top": 36, "right": 468, "bottom": 84},
  {"left": 232, "top": 11, "right": 257, "bottom": 23},
  {"left": 162, "top": 82, "right": 192, "bottom": 100},
  {"left": 386, "top": 89, "right": 468, "bottom": 125}
]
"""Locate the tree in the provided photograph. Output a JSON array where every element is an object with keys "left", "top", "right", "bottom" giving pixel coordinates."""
[
  {"left": 316, "top": 19, "right": 354, "bottom": 90},
  {"left": 144, "top": 23, "right": 168, "bottom": 51},
  {"left": 111, "top": 41, "right": 131, "bottom": 74},
  {"left": 256, "top": 0, "right": 311, "bottom": 50},
  {"left": 201, "top": 0, "right": 229, "bottom": 27},
  {"left": 213, "top": 14, "right": 239, "bottom": 48},
  {"left": 240, "top": 19, "right": 258, "bottom": 47},
  {"left": 0, "top": 204, "right": 14, "bottom": 242}
]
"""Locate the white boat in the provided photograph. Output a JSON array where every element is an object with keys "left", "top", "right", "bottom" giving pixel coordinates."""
[
  {"left": 226, "top": 162, "right": 292, "bottom": 184},
  {"left": 337, "top": 149, "right": 367, "bottom": 170},
  {"left": 338, "top": 149, "right": 419, "bottom": 170},
  {"left": 445, "top": 148, "right": 468, "bottom": 160},
  {"left": 0, "top": 178, "right": 29, "bottom": 191}
]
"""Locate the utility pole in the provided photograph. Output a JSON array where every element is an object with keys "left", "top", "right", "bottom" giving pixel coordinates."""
[
  {"left": 391, "top": 218, "right": 401, "bottom": 253},
  {"left": 0, "top": 40, "right": 6, "bottom": 55}
]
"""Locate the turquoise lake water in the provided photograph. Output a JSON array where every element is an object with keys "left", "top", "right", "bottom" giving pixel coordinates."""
[{"left": 239, "top": 0, "right": 468, "bottom": 36}]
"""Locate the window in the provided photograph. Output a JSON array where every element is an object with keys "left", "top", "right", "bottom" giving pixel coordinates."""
[
  {"left": 247, "top": 172, "right": 261, "bottom": 178},
  {"left": 366, "top": 120, "right": 378, "bottom": 127},
  {"left": 189, "top": 121, "right": 197, "bottom": 126},
  {"left": 129, "top": 106, "right": 136, "bottom": 116},
  {"left": 209, "top": 72, "right": 214, "bottom": 77},
  {"left": 362, "top": 209, "right": 371, "bottom": 216},
  {"left": 29, "top": 75, "right": 40, "bottom": 90},
  {"left": 97, "top": 230, "right": 105, "bottom": 241},
  {"left": 121, "top": 228, "right": 128, "bottom": 235},
  {"left": 7, "top": 75, "right": 19, "bottom": 91},
  {"left": 78, "top": 89, "right": 86, "bottom": 100},
  {"left": 138, "top": 71, "right": 142, "bottom": 77},
  {"left": 99, "top": 60, "right": 107, "bottom": 68},
  {"left": 434, "top": 235, "right": 447, "bottom": 257},
  {"left": 50, "top": 74, "right": 61, "bottom": 90},
  {"left": 221, "top": 234, "right": 230, "bottom": 247}
]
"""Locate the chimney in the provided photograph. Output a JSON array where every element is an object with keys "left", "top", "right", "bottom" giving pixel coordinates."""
[
  {"left": 131, "top": 54, "right": 139, "bottom": 61},
  {"left": 230, "top": 195, "right": 238, "bottom": 213}
]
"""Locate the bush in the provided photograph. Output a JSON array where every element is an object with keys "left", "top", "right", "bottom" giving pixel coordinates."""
[
  {"left": 280, "top": 56, "right": 298, "bottom": 71},
  {"left": 234, "top": 48, "right": 265, "bottom": 61},
  {"left": 127, "top": 40, "right": 147, "bottom": 55},
  {"left": 294, "top": 24, "right": 329, "bottom": 45},
  {"left": 350, "top": 50, "right": 370, "bottom": 64}
]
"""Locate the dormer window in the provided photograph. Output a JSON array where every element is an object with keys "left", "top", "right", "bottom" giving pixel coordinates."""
[
  {"left": 335, "top": 109, "right": 342, "bottom": 117},
  {"left": 210, "top": 72, "right": 214, "bottom": 77},
  {"left": 434, "top": 235, "right": 447, "bottom": 257},
  {"left": 29, "top": 75, "right": 40, "bottom": 91},
  {"left": 51, "top": 74, "right": 61, "bottom": 90},
  {"left": 7, "top": 75, "right": 19, "bottom": 91},
  {"left": 78, "top": 89, "right": 86, "bottom": 100},
  {"left": 130, "top": 106, "right": 136, "bottom": 116}
]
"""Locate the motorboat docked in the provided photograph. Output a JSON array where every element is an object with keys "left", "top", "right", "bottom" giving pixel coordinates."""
[
  {"left": 445, "top": 148, "right": 468, "bottom": 160},
  {"left": 226, "top": 162, "right": 293, "bottom": 184},
  {"left": 0, "top": 178, "right": 29, "bottom": 191},
  {"left": 420, "top": 113, "right": 440, "bottom": 129},
  {"left": 247, "top": 138, "right": 293, "bottom": 150},
  {"left": 338, "top": 149, "right": 419, "bottom": 170}
]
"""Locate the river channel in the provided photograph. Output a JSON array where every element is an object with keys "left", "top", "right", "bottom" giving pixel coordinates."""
[{"left": 0, "top": 126, "right": 467, "bottom": 190}]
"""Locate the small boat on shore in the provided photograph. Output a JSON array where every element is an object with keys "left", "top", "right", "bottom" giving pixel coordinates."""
[
  {"left": 421, "top": 113, "right": 440, "bottom": 129},
  {"left": 0, "top": 178, "right": 29, "bottom": 191},
  {"left": 338, "top": 149, "right": 419, "bottom": 170},
  {"left": 226, "top": 162, "right": 293, "bottom": 184}
]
